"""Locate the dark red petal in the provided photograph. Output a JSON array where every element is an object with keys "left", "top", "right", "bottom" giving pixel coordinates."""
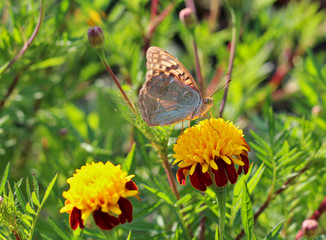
[
  {"left": 241, "top": 137, "right": 250, "bottom": 152},
  {"left": 237, "top": 153, "right": 250, "bottom": 175},
  {"left": 70, "top": 207, "right": 84, "bottom": 230},
  {"left": 118, "top": 197, "right": 133, "bottom": 224},
  {"left": 93, "top": 209, "right": 119, "bottom": 230},
  {"left": 224, "top": 161, "right": 238, "bottom": 184},
  {"left": 211, "top": 158, "right": 228, "bottom": 187},
  {"left": 125, "top": 180, "right": 138, "bottom": 191},
  {"left": 176, "top": 167, "right": 190, "bottom": 185},
  {"left": 189, "top": 164, "right": 213, "bottom": 191},
  {"left": 237, "top": 165, "right": 243, "bottom": 175},
  {"left": 241, "top": 154, "right": 249, "bottom": 174}
]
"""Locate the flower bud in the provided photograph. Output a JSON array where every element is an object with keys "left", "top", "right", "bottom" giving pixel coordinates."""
[
  {"left": 0, "top": 196, "right": 3, "bottom": 205},
  {"left": 179, "top": 8, "right": 197, "bottom": 30},
  {"left": 302, "top": 219, "right": 319, "bottom": 239},
  {"left": 87, "top": 26, "right": 104, "bottom": 49},
  {"left": 58, "top": 128, "right": 68, "bottom": 136},
  {"left": 312, "top": 105, "right": 322, "bottom": 117}
]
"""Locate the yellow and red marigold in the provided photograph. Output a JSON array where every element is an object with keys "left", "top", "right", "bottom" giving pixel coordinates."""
[
  {"left": 60, "top": 161, "right": 139, "bottom": 230},
  {"left": 173, "top": 118, "right": 250, "bottom": 191}
]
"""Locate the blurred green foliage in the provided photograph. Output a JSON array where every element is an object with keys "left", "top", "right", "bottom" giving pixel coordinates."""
[{"left": 0, "top": 0, "right": 326, "bottom": 239}]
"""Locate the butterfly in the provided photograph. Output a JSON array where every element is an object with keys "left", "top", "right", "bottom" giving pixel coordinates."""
[{"left": 138, "top": 46, "right": 214, "bottom": 126}]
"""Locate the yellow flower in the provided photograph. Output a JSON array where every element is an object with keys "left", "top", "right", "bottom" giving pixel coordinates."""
[
  {"left": 60, "top": 161, "right": 139, "bottom": 230},
  {"left": 173, "top": 118, "right": 250, "bottom": 191}
]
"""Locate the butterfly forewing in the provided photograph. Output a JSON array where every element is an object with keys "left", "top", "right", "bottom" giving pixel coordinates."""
[{"left": 146, "top": 46, "right": 201, "bottom": 95}]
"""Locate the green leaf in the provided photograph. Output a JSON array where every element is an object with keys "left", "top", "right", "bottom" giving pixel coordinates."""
[
  {"left": 48, "top": 217, "right": 71, "bottom": 240},
  {"left": 122, "top": 143, "right": 135, "bottom": 173},
  {"left": 0, "top": 62, "right": 9, "bottom": 74},
  {"left": 175, "top": 193, "right": 192, "bottom": 206},
  {"left": 248, "top": 164, "right": 265, "bottom": 193},
  {"left": 0, "top": 162, "right": 10, "bottom": 194},
  {"left": 29, "top": 56, "right": 66, "bottom": 70},
  {"left": 241, "top": 180, "right": 254, "bottom": 240},
  {"left": 14, "top": 181, "right": 27, "bottom": 213},
  {"left": 143, "top": 184, "right": 173, "bottom": 205},
  {"left": 40, "top": 173, "right": 58, "bottom": 206},
  {"left": 26, "top": 177, "right": 33, "bottom": 208},
  {"left": 32, "top": 191, "right": 40, "bottom": 207},
  {"left": 268, "top": 106, "right": 275, "bottom": 144},
  {"left": 32, "top": 174, "right": 39, "bottom": 200},
  {"left": 126, "top": 231, "right": 131, "bottom": 240},
  {"left": 263, "top": 220, "right": 284, "bottom": 240},
  {"left": 26, "top": 202, "right": 36, "bottom": 215},
  {"left": 215, "top": 225, "right": 219, "bottom": 240}
]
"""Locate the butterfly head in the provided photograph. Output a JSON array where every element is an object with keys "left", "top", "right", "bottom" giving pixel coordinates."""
[
  {"left": 193, "top": 97, "right": 214, "bottom": 119},
  {"left": 203, "top": 97, "right": 214, "bottom": 112}
]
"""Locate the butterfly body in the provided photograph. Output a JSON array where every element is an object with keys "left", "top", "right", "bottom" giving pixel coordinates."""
[{"left": 138, "top": 47, "right": 213, "bottom": 126}]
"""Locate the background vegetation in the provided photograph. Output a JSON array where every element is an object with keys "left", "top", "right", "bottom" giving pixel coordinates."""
[{"left": 0, "top": 0, "right": 326, "bottom": 239}]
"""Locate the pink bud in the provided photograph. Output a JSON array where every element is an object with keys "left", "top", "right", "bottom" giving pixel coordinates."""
[
  {"left": 302, "top": 219, "right": 319, "bottom": 238},
  {"left": 312, "top": 105, "right": 321, "bottom": 117},
  {"left": 179, "top": 8, "right": 196, "bottom": 29},
  {"left": 87, "top": 26, "right": 105, "bottom": 49}
]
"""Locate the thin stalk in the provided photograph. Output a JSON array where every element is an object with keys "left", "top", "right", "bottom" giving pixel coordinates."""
[
  {"left": 158, "top": 149, "right": 180, "bottom": 200},
  {"left": 150, "top": 0, "right": 159, "bottom": 22},
  {"left": 219, "top": 3, "right": 237, "bottom": 117},
  {"left": 97, "top": 50, "right": 137, "bottom": 115},
  {"left": 144, "top": 2, "right": 174, "bottom": 51},
  {"left": 192, "top": 34, "right": 204, "bottom": 93},
  {"left": 13, "top": 231, "right": 21, "bottom": 240},
  {"left": 0, "top": 0, "right": 44, "bottom": 112},
  {"left": 1, "top": 0, "right": 44, "bottom": 74},
  {"left": 185, "top": 0, "right": 197, "bottom": 14}
]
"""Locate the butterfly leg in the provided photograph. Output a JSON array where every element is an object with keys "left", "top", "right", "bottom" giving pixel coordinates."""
[{"left": 208, "top": 119, "right": 219, "bottom": 134}]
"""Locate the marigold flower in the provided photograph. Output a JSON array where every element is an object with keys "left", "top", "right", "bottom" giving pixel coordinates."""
[
  {"left": 60, "top": 161, "right": 139, "bottom": 230},
  {"left": 173, "top": 118, "right": 250, "bottom": 191}
]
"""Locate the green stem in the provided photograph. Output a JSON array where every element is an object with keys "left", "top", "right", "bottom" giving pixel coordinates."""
[{"left": 215, "top": 185, "right": 227, "bottom": 240}]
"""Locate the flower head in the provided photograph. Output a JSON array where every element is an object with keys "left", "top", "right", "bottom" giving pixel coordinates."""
[
  {"left": 87, "top": 26, "right": 105, "bottom": 49},
  {"left": 302, "top": 219, "right": 319, "bottom": 238},
  {"left": 173, "top": 118, "right": 250, "bottom": 191},
  {"left": 179, "top": 8, "right": 197, "bottom": 30},
  {"left": 60, "top": 161, "right": 139, "bottom": 230}
]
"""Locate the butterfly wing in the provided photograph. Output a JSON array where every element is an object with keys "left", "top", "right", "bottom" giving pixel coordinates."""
[
  {"left": 146, "top": 46, "right": 201, "bottom": 95},
  {"left": 138, "top": 72, "right": 202, "bottom": 126}
]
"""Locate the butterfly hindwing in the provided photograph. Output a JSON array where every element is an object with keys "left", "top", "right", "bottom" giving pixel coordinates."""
[{"left": 138, "top": 73, "right": 202, "bottom": 126}]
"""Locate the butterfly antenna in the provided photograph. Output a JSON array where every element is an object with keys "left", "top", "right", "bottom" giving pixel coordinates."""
[{"left": 210, "top": 73, "right": 231, "bottom": 96}]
